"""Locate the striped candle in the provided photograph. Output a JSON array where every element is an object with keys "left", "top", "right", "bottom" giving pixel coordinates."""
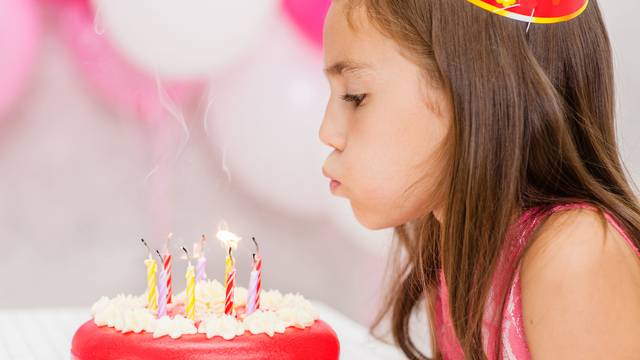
[
  {"left": 157, "top": 267, "right": 167, "bottom": 317},
  {"left": 224, "top": 251, "right": 232, "bottom": 288},
  {"left": 224, "top": 249, "right": 236, "bottom": 315},
  {"left": 156, "top": 250, "right": 167, "bottom": 317},
  {"left": 185, "top": 261, "right": 196, "bottom": 321},
  {"left": 196, "top": 255, "right": 207, "bottom": 282},
  {"left": 246, "top": 253, "right": 262, "bottom": 315},
  {"left": 162, "top": 250, "right": 173, "bottom": 304},
  {"left": 144, "top": 255, "right": 158, "bottom": 311}
]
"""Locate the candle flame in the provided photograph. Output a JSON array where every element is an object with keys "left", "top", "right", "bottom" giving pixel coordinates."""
[{"left": 216, "top": 221, "right": 240, "bottom": 250}]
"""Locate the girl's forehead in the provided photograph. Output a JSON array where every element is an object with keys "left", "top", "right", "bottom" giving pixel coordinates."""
[
  {"left": 323, "top": 5, "right": 396, "bottom": 79},
  {"left": 323, "top": 1, "right": 379, "bottom": 54}
]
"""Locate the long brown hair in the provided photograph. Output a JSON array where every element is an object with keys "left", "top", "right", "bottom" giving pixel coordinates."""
[{"left": 342, "top": 0, "right": 640, "bottom": 359}]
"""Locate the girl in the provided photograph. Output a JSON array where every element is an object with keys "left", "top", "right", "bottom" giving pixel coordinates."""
[{"left": 319, "top": 0, "right": 640, "bottom": 359}]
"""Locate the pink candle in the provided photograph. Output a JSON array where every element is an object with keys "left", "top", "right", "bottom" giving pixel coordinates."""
[
  {"left": 163, "top": 233, "right": 173, "bottom": 304},
  {"left": 162, "top": 250, "right": 173, "bottom": 304},
  {"left": 246, "top": 253, "right": 262, "bottom": 315},
  {"left": 246, "top": 237, "right": 262, "bottom": 315}
]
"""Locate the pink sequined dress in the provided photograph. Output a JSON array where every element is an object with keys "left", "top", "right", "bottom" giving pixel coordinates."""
[{"left": 434, "top": 202, "right": 639, "bottom": 359}]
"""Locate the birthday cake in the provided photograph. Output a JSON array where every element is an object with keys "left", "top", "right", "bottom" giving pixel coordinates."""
[{"left": 71, "top": 234, "right": 340, "bottom": 360}]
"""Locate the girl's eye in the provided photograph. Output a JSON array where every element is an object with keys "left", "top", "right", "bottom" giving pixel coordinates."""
[{"left": 341, "top": 93, "right": 366, "bottom": 107}]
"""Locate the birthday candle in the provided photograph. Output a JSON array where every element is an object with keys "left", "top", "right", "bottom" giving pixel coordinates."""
[
  {"left": 185, "top": 259, "right": 196, "bottom": 321},
  {"left": 246, "top": 238, "right": 262, "bottom": 315},
  {"left": 196, "top": 256, "right": 207, "bottom": 282},
  {"left": 144, "top": 255, "right": 158, "bottom": 312},
  {"left": 224, "top": 248, "right": 236, "bottom": 316},
  {"left": 216, "top": 226, "right": 240, "bottom": 316},
  {"left": 163, "top": 234, "right": 173, "bottom": 304},
  {"left": 224, "top": 251, "right": 232, "bottom": 289},
  {"left": 156, "top": 251, "right": 167, "bottom": 318},
  {"left": 247, "top": 259, "right": 262, "bottom": 315}
]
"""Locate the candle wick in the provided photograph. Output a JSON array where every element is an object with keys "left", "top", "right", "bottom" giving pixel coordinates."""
[
  {"left": 251, "top": 237, "right": 260, "bottom": 253},
  {"left": 182, "top": 246, "right": 190, "bottom": 261},
  {"left": 155, "top": 249, "right": 163, "bottom": 262},
  {"left": 141, "top": 238, "right": 152, "bottom": 256}
]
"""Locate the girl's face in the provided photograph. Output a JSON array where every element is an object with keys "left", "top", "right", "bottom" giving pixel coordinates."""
[{"left": 320, "top": 1, "right": 452, "bottom": 229}]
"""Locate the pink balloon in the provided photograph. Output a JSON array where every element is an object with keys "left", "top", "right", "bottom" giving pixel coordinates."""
[
  {"left": 42, "top": 0, "right": 85, "bottom": 6},
  {"left": 282, "top": 0, "right": 331, "bottom": 48},
  {"left": 0, "top": 0, "right": 41, "bottom": 118},
  {"left": 58, "top": 1, "right": 200, "bottom": 123}
]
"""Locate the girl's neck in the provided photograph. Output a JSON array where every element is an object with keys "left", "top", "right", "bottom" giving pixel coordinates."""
[{"left": 431, "top": 203, "right": 524, "bottom": 227}]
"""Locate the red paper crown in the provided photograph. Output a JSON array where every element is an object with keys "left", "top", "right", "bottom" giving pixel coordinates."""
[{"left": 467, "top": 0, "right": 589, "bottom": 24}]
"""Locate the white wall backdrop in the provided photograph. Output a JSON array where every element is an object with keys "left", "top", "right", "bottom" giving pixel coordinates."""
[{"left": 0, "top": 0, "right": 637, "bottom": 330}]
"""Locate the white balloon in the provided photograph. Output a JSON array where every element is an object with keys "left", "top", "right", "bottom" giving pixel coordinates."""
[
  {"left": 91, "top": 0, "right": 278, "bottom": 80},
  {"left": 207, "top": 17, "right": 332, "bottom": 218}
]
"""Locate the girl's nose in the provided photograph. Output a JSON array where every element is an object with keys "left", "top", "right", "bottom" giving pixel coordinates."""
[{"left": 319, "top": 102, "right": 346, "bottom": 152}]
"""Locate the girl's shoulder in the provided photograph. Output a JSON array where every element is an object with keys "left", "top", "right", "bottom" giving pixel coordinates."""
[{"left": 517, "top": 202, "right": 640, "bottom": 358}]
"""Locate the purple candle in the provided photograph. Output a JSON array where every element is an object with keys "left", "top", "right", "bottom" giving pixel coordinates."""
[
  {"left": 156, "top": 250, "right": 168, "bottom": 317},
  {"left": 196, "top": 256, "right": 207, "bottom": 282}
]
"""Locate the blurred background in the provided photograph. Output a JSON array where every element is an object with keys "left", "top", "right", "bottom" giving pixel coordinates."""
[{"left": 0, "top": 0, "right": 638, "bottom": 331}]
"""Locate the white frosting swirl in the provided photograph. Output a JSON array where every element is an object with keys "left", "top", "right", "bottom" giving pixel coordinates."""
[
  {"left": 259, "top": 289, "right": 284, "bottom": 311},
  {"left": 92, "top": 294, "right": 154, "bottom": 333},
  {"left": 198, "top": 314, "right": 245, "bottom": 340},
  {"left": 91, "top": 280, "right": 319, "bottom": 340},
  {"left": 153, "top": 315, "right": 197, "bottom": 339},
  {"left": 243, "top": 310, "right": 287, "bottom": 337}
]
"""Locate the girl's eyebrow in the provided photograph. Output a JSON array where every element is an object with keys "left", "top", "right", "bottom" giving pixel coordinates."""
[{"left": 323, "top": 59, "right": 371, "bottom": 77}]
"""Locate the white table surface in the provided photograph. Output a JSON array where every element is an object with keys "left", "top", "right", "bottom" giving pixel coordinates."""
[{"left": 0, "top": 301, "right": 406, "bottom": 360}]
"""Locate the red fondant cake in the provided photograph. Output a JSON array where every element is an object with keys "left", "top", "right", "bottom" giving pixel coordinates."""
[
  {"left": 72, "top": 318, "right": 339, "bottom": 360},
  {"left": 70, "top": 280, "right": 339, "bottom": 360}
]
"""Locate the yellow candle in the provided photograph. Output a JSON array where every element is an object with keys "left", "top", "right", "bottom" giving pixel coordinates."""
[
  {"left": 224, "top": 252, "right": 232, "bottom": 286},
  {"left": 144, "top": 255, "right": 158, "bottom": 311},
  {"left": 216, "top": 226, "right": 240, "bottom": 287},
  {"left": 185, "top": 261, "right": 196, "bottom": 321}
]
